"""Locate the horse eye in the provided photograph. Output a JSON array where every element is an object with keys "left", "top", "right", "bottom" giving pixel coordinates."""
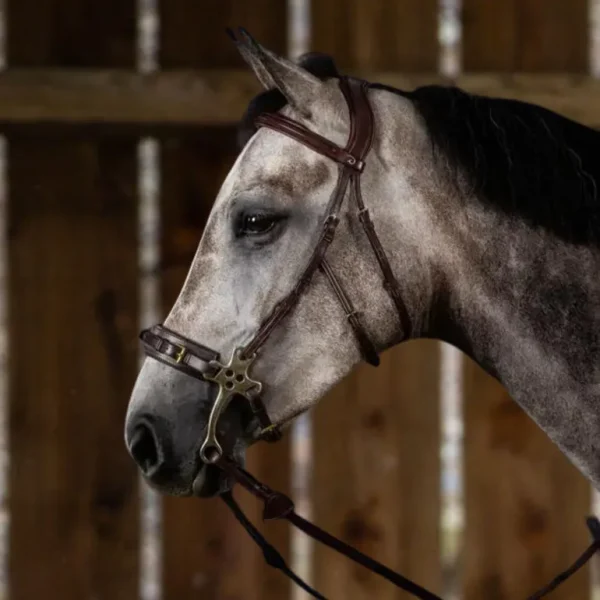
[{"left": 239, "top": 213, "right": 280, "bottom": 236}]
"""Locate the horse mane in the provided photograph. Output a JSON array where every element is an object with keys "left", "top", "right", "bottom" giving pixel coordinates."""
[
  {"left": 239, "top": 56, "right": 600, "bottom": 247},
  {"left": 390, "top": 84, "right": 600, "bottom": 246}
]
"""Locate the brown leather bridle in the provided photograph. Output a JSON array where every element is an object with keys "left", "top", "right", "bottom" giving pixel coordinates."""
[
  {"left": 138, "top": 75, "right": 600, "bottom": 599},
  {"left": 140, "top": 76, "right": 410, "bottom": 464}
]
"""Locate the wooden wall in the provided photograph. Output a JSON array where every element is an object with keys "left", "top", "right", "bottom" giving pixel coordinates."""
[{"left": 7, "top": 0, "right": 140, "bottom": 599}]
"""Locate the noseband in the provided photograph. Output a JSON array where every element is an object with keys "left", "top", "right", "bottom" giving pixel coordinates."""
[
  {"left": 140, "top": 76, "right": 410, "bottom": 463},
  {"left": 138, "top": 75, "right": 600, "bottom": 599}
]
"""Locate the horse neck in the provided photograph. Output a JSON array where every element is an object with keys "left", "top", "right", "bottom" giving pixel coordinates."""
[
  {"left": 429, "top": 200, "right": 600, "bottom": 486},
  {"left": 367, "top": 86, "right": 600, "bottom": 485}
]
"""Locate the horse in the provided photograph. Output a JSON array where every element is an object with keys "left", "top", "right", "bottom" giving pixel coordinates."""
[{"left": 125, "top": 29, "right": 600, "bottom": 522}]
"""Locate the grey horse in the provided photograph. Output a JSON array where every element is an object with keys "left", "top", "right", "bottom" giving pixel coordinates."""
[{"left": 125, "top": 34, "right": 600, "bottom": 500}]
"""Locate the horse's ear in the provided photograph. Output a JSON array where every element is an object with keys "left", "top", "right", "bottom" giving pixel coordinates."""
[{"left": 228, "top": 27, "right": 326, "bottom": 119}]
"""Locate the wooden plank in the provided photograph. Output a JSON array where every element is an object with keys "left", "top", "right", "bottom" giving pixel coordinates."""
[
  {"left": 160, "top": 0, "right": 286, "bottom": 68},
  {"left": 310, "top": 0, "right": 438, "bottom": 71},
  {"left": 0, "top": 69, "right": 265, "bottom": 127},
  {"left": 463, "top": 0, "right": 589, "bottom": 72},
  {"left": 1, "top": 71, "right": 600, "bottom": 130},
  {"left": 7, "top": 0, "right": 139, "bottom": 598},
  {"left": 461, "top": 2, "right": 592, "bottom": 599},
  {"left": 158, "top": 3, "right": 292, "bottom": 600},
  {"left": 462, "top": 360, "right": 592, "bottom": 599},
  {"left": 309, "top": 3, "right": 442, "bottom": 598},
  {"left": 312, "top": 343, "right": 441, "bottom": 598}
]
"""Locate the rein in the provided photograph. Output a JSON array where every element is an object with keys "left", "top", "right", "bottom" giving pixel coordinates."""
[{"left": 216, "top": 454, "right": 600, "bottom": 600}]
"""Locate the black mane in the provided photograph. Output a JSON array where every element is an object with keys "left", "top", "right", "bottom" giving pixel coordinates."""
[
  {"left": 393, "top": 84, "right": 600, "bottom": 246},
  {"left": 239, "top": 57, "right": 600, "bottom": 247}
]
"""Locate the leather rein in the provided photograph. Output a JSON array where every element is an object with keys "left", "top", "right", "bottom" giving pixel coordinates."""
[
  {"left": 139, "top": 76, "right": 600, "bottom": 598},
  {"left": 217, "top": 455, "right": 600, "bottom": 600}
]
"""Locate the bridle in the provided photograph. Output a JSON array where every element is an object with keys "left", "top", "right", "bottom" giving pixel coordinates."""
[
  {"left": 140, "top": 76, "right": 410, "bottom": 463},
  {"left": 138, "top": 76, "right": 600, "bottom": 599}
]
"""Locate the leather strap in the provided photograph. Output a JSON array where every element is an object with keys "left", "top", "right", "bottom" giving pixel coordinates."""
[
  {"left": 221, "top": 491, "right": 325, "bottom": 600},
  {"left": 320, "top": 258, "right": 379, "bottom": 366},
  {"left": 217, "top": 456, "right": 442, "bottom": 600},
  {"left": 341, "top": 78, "right": 412, "bottom": 337},
  {"left": 140, "top": 325, "right": 219, "bottom": 381},
  {"left": 255, "top": 113, "right": 365, "bottom": 172},
  {"left": 243, "top": 77, "right": 380, "bottom": 362},
  {"left": 340, "top": 78, "right": 374, "bottom": 163},
  {"left": 241, "top": 177, "right": 351, "bottom": 359},
  {"left": 217, "top": 454, "right": 600, "bottom": 600},
  {"left": 354, "top": 179, "right": 412, "bottom": 337}
]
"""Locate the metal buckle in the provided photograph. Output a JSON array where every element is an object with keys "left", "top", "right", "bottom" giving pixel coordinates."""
[
  {"left": 174, "top": 345, "right": 187, "bottom": 363},
  {"left": 260, "top": 423, "right": 276, "bottom": 435}
]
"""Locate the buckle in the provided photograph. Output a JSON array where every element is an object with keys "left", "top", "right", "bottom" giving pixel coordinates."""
[{"left": 174, "top": 345, "right": 187, "bottom": 363}]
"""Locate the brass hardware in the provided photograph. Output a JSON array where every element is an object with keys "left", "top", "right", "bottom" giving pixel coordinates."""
[
  {"left": 174, "top": 346, "right": 186, "bottom": 363},
  {"left": 260, "top": 423, "right": 276, "bottom": 435},
  {"left": 199, "top": 348, "right": 262, "bottom": 463}
]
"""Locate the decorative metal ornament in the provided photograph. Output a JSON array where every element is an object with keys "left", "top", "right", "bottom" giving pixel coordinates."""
[{"left": 200, "top": 348, "right": 262, "bottom": 463}]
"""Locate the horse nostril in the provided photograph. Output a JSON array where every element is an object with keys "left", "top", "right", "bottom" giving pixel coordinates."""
[{"left": 129, "top": 422, "right": 163, "bottom": 477}]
